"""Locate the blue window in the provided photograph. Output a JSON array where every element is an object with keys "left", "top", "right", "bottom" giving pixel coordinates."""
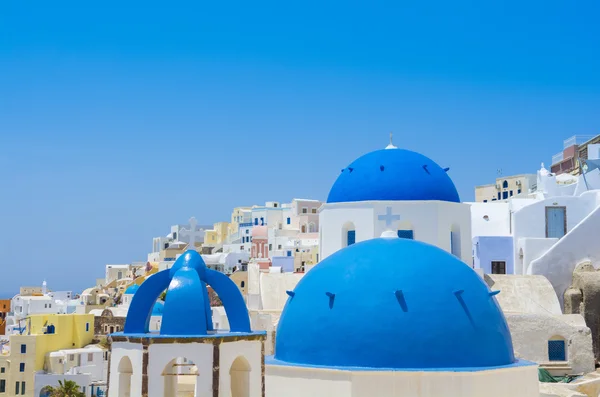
[
  {"left": 502, "top": 180, "right": 508, "bottom": 188},
  {"left": 347, "top": 230, "right": 356, "bottom": 246},
  {"left": 260, "top": 217, "right": 264, "bottom": 226},
  {"left": 86, "top": 323, "right": 89, "bottom": 332},
  {"left": 20, "top": 344, "right": 26, "bottom": 354},
  {"left": 397, "top": 230, "right": 414, "bottom": 239},
  {"left": 19, "top": 363, "right": 24, "bottom": 372},
  {"left": 286, "top": 217, "right": 291, "bottom": 225},
  {"left": 497, "top": 192, "right": 501, "bottom": 200},
  {"left": 483, "top": 200, "right": 487, "bottom": 203},
  {"left": 510, "top": 190, "right": 513, "bottom": 196},
  {"left": 518, "top": 189, "right": 522, "bottom": 194},
  {"left": 245, "top": 229, "right": 249, "bottom": 234},
  {"left": 254, "top": 218, "right": 258, "bottom": 225},
  {"left": 546, "top": 207, "right": 566, "bottom": 238},
  {"left": 548, "top": 340, "right": 566, "bottom": 361},
  {"left": 287, "top": 251, "right": 292, "bottom": 257},
  {"left": 502, "top": 191, "right": 508, "bottom": 199}
]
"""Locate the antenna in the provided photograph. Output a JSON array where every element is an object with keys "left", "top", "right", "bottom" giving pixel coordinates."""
[{"left": 497, "top": 169, "right": 503, "bottom": 177}]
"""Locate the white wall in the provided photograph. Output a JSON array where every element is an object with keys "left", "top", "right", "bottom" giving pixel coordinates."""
[
  {"left": 219, "top": 340, "right": 262, "bottom": 397},
  {"left": 469, "top": 202, "right": 510, "bottom": 237},
  {"left": 259, "top": 273, "right": 303, "bottom": 311},
  {"left": 320, "top": 201, "right": 472, "bottom": 264},
  {"left": 506, "top": 313, "right": 594, "bottom": 376},
  {"left": 108, "top": 342, "right": 144, "bottom": 397},
  {"left": 266, "top": 363, "right": 539, "bottom": 397},
  {"left": 528, "top": 204, "right": 600, "bottom": 308}
]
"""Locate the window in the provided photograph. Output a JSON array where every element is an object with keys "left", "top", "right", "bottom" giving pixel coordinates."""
[
  {"left": 397, "top": 230, "right": 414, "bottom": 239},
  {"left": 88, "top": 353, "right": 94, "bottom": 362},
  {"left": 497, "top": 192, "right": 501, "bottom": 200},
  {"left": 502, "top": 180, "right": 508, "bottom": 188},
  {"left": 311, "top": 208, "right": 317, "bottom": 214},
  {"left": 260, "top": 217, "right": 264, "bottom": 226},
  {"left": 491, "top": 261, "right": 506, "bottom": 274},
  {"left": 20, "top": 382, "right": 25, "bottom": 395},
  {"left": 44, "top": 304, "right": 47, "bottom": 308},
  {"left": 546, "top": 206, "right": 567, "bottom": 238},
  {"left": 274, "top": 203, "right": 278, "bottom": 207},
  {"left": 15, "top": 382, "right": 19, "bottom": 395},
  {"left": 277, "top": 245, "right": 282, "bottom": 250},
  {"left": 286, "top": 217, "right": 291, "bottom": 225},
  {"left": 510, "top": 190, "right": 513, "bottom": 196},
  {"left": 86, "top": 323, "right": 89, "bottom": 332},
  {"left": 241, "top": 281, "right": 245, "bottom": 288},
  {"left": 287, "top": 251, "right": 292, "bottom": 257},
  {"left": 49, "top": 304, "right": 51, "bottom": 308},
  {"left": 0, "top": 379, "right": 5, "bottom": 393},
  {"left": 502, "top": 191, "right": 508, "bottom": 199},
  {"left": 1, "top": 367, "right": 4, "bottom": 373},
  {"left": 19, "top": 363, "right": 24, "bottom": 372},
  {"left": 483, "top": 200, "right": 487, "bottom": 203},
  {"left": 20, "top": 344, "right": 26, "bottom": 354},
  {"left": 69, "top": 354, "right": 75, "bottom": 361},
  {"left": 245, "top": 229, "right": 249, "bottom": 234},
  {"left": 254, "top": 218, "right": 258, "bottom": 225},
  {"left": 347, "top": 230, "right": 356, "bottom": 246},
  {"left": 269, "top": 244, "right": 272, "bottom": 250},
  {"left": 302, "top": 207, "right": 308, "bottom": 214},
  {"left": 548, "top": 340, "right": 566, "bottom": 361}
]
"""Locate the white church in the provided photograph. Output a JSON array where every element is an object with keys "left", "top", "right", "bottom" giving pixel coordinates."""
[{"left": 319, "top": 136, "right": 471, "bottom": 263}]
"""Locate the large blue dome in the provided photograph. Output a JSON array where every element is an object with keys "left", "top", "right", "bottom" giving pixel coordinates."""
[
  {"left": 327, "top": 148, "right": 460, "bottom": 203},
  {"left": 275, "top": 237, "right": 515, "bottom": 369}
]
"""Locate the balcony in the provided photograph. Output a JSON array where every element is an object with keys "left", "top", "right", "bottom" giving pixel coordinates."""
[
  {"left": 552, "top": 152, "right": 563, "bottom": 165},
  {"left": 563, "top": 135, "right": 596, "bottom": 149}
]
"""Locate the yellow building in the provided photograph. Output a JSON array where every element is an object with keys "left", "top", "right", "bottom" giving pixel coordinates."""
[
  {"left": 0, "top": 314, "right": 94, "bottom": 397},
  {"left": 204, "top": 221, "right": 231, "bottom": 247},
  {"left": 229, "top": 207, "right": 252, "bottom": 235}
]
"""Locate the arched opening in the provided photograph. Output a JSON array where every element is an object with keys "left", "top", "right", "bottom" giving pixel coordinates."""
[
  {"left": 117, "top": 356, "right": 133, "bottom": 397},
  {"left": 301, "top": 224, "right": 307, "bottom": 233},
  {"left": 502, "top": 180, "right": 508, "bottom": 189},
  {"left": 162, "top": 357, "right": 198, "bottom": 397},
  {"left": 342, "top": 222, "right": 356, "bottom": 248},
  {"left": 548, "top": 336, "right": 567, "bottom": 362},
  {"left": 450, "top": 224, "right": 461, "bottom": 258},
  {"left": 230, "top": 356, "right": 251, "bottom": 397},
  {"left": 39, "top": 386, "right": 53, "bottom": 397},
  {"left": 308, "top": 222, "right": 316, "bottom": 233}
]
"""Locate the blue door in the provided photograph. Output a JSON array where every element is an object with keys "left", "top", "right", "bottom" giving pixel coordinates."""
[
  {"left": 347, "top": 230, "right": 356, "bottom": 246},
  {"left": 397, "top": 230, "right": 414, "bottom": 239},
  {"left": 546, "top": 207, "right": 566, "bottom": 238}
]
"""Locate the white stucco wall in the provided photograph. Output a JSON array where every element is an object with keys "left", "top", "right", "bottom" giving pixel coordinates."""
[
  {"left": 469, "top": 202, "right": 510, "bottom": 237},
  {"left": 266, "top": 363, "right": 539, "bottom": 397},
  {"left": 108, "top": 342, "right": 144, "bottom": 397},
  {"left": 517, "top": 238, "right": 558, "bottom": 276},
  {"left": 486, "top": 274, "right": 562, "bottom": 315},
  {"left": 528, "top": 204, "right": 600, "bottom": 308},
  {"left": 219, "top": 340, "right": 263, "bottom": 397},
  {"left": 319, "top": 200, "right": 472, "bottom": 264},
  {"left": 259, "top": 273, "right": 303, "bottom": 311},
  {"left": 506, "top": 313, "right": 595, "bottom": 376}
]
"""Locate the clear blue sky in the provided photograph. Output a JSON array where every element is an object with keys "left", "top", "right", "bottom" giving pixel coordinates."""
[{"left": 1, "top": 0, "right": 599, "bottom": 296}]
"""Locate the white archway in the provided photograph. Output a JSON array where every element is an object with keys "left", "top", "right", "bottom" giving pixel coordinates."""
[
  {"left": 162, "top": 357, "right": 198, "bottom": 397},
  {"left": 117, "top": 356, "right": 133, "bottom": 397},
  {"left": 230, "top": 356, "right": 251, "bottom": 397},
  {"left": 341, "top": 221, "right": 356, "bottom": 247}
]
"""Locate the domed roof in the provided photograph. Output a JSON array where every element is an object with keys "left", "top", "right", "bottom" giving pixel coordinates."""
[
  {"left": 275, "top": 237, "right": 515, "bottom": 369},
  {"left": 124, "top": 250, "right": 251, "bottom": 336},
  {"left": 327, "top": 148, "right": 460, "bottom": 203},
  {"left": 124, "top": 284, "right": 140, "bottom": 295}
]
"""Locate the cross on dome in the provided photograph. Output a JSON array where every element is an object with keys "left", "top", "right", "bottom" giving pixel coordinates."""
[
  {"left": 378, "top": 207, "right": 400, "bottom": 228},
  {"left": 385, "top": 132, "right": 397, "bottom": 150},
  {"left": 180, "top": 217, "right": 202, "bottom": 251}
]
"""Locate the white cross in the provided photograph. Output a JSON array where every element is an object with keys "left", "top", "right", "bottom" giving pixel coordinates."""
[
  {"left": 179, "top": 217, "right": 203, "bottom": 251},
  {"left": 378, "top": 207, "right": 400, "bottom": 227}
]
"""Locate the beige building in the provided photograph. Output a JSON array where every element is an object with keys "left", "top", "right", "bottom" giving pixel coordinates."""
[
  {"left": 475, "top": 174, "right": 536, "bottom": 203},
  {"left": 229, "top": 207, "right": 252, "bottom": 236}
]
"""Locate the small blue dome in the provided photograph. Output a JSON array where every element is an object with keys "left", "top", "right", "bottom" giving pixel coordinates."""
[
  {"left": 275, "top": 237, "right": 515, "bottom": 369},
  {"left": 124, "top": 284, "right": 140, "bottom": 295},
  {"left": 124, "top": 250, "right": 251, "bottom": 336},
  {"left": 327, "top": 148, "right": 460, "bottom": 203}
]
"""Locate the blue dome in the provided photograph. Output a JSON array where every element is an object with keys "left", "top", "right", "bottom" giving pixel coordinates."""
[
  {"left": 327, "top": 148, "right": 460, "bottom": 203},
  {"left": 124, "top": 250, "right": 251, "bottom": 336},
  {"left": 275, "top": 237, "right": 515, "bottom": 369},
  {"left": 124, "top": 284, "right": 140, "bottom": 295}
]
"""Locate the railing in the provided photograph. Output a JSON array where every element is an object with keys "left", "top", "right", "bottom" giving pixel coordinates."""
[
  {"left": 552, "top": 152, "right": 563, "bottom": 165},
  {"left": 564, "top": 135, "right": 596, "bottom": 149},
  {"left": 238, "top": 222, "right": 253, "bottom": 227}
]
